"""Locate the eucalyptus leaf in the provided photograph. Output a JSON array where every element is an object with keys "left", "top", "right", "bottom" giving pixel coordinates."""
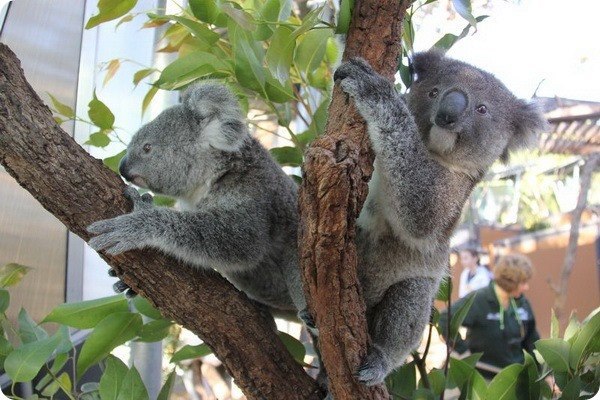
[
  {"left": 88, "top": 92, "right": 115, "bottom": 130},
  {"left": 295, "top": 28, "right": 332, "bottom": 76},
  {"left": 87, "top": 131, "right": 112, "bottom": 148},
  {"left": 18, "top": 308, "right": 48, "bottom": 344},
  {"left": 99, "top": 355, "right": 129, "bottom": 400},
  {"left": 278, "top": 332, "right": 305, "bottom": 363},
  {"left": 47, "top": 93, "right": 75, "bottom": 119},
  {"left": 76, "top": 312, "right": 143, "bottom": 376},
  {"left": 569, "top": 309, "right": 600, "bottom": 370},
  {"left": 0, "top": 289, "right": 9, "bottom": 314},
  {"left": 131, "top": 296, "right": 163, "bottom": 320},
  {"left": 264, "top": 77, "right": 295, "bottom": 103},
  {"left": 230, "top": 22, "right": 266, "bottom": 92},
  {"left": 133, "top": 68, "right": 156, "bottom": 87},
  {"left": 270, "top": 146, "right": 303, "bottom": 167},
  {"left": 41, "top": 372, "right": 71, "bottom": 397},
  {"left": 0, "top": 263, "right": 32, "bottom": 288},
  {"left": 221, "top": 3, "right": 256, "bottom": 31},
  {"left": 189, "top": 0, "right": 221, "bottom": 23},
  {"left": 104, "top": 150, "right": 127, "bottom": 174},
  {"left": 171, "top": 343, "right": 213, "bottom": 363},
  {"left": 485, "top": 364, "right": 524, "bottom": 400},
  {"left": 451, "top": 0, "right": 477, "bottom": 27},
  {"left": 43, "top": 294, "right": 128, "bottom": 329},
  {"left": 156, "top": 370, "right": 176, "bottom": 400},
  {"left": 136, "top": 319, "right": 173, "bottom": 343},
  {"left": 336, "top": 0, "right": 354, "bottom": 34},
  {"left": 385, "top": 361, "right": 416, "bottom": 399},
  {"left": 266, "top": 26, "right": 295, "bottom": 84},
  {"left": 449, "top": 292, "right": 475, "bottom": 342},
  {"left": 86, "top": 0, "right": 137, "bottom": 29},
  {"left": 535, "top": 338, "right": 571, "bottom": 373},
  {"left": 116, "top": 366, "right": 149, "bottom": 400},
  {"left": 4, "top": 334, "right": 62, "bottom": 382}
]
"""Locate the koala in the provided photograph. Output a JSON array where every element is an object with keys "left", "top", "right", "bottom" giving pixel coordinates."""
[
  {"left": 87, "top": 82, "right": 305, "bottom": 314},
  {"left": 332, "top": 51, "right": 547, "bottom": 385}
]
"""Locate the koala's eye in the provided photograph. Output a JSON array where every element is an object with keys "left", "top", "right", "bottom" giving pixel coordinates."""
[
  {"left": 143, "top": 143, "right": 152, "bottom": 153},
  {"left": 476, "top": 105, "right": 488, "bottom": 115},
  {"left": 428, "top": 88, "right": 439, "bottom": 99}
]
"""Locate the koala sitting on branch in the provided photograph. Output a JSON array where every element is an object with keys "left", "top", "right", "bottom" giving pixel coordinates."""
[
  {"left": 332, "top": 51, "right": 547, "bottom": 385},
  {"left": 88, "top": 82, "right": 305, "bottom": 314}
]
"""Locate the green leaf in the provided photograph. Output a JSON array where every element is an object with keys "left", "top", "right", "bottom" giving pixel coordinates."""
[
  {"left": 485, "top": 364, "right": 524, "bottom": 400},
  {"left": 170, "top": 343, "right": 213, "bottom": 363},
  {"left": 189, "top": 0, "right": 221, "bottom": 23},
  {"left": 86, "top": 0, "right": 137, "bottom": 29},
  {"left": 55, "top": 325, "right": 74, "bottom": 354},
  {"left": 254, "top": 0, "right": 292, "bottom": 39},
  {"left": 433, "top": 15, "right": 488, "bottom": 51},
  {"left": 521, "top": 352, "right": 540, "bottom": 400},
  {"left": 41, "top": 372, "right": 71, "bottom": 397},
  {"left": 136, "top": 319, "right": 173, "bottom": 343},
  {"left": 535, "top": 338, "right": 571, "bottom": 372},
  {"left": 564, "top": 311, "right": 581, "bottom": 343},
  {"left": 292, "top": 6, "right": 324, "bottom": 38},
  {"left": 157, "top": 370, "right": 176, "bottom": 400},
  {"left": 220, "top": 2, "right": 256, "bottom": 31},
  {"left": 411, "top": 388, "right": 435, "bottom": 400},
  {"left": 336, "top": 0, "right": 354, "bottom": 34},
  {"left": 278, "top": 332, "right": 305, "bottom": 363},
  {"left": 270, "top": 146, "right": 303, "bottom": 167},
  {"left": 77, "top": 312, "right": 143, "bottom": 377},
  {"left": 436, "top": 277, "right": 451, "bottom": 301},
  {"left": 99, "top": 355, "right": 129, "bottom": 400},
  {"left": 385, "top": 361, "right": 416, "bottom": 399},
  {"left": 264, "top": 77, "right": 295, "bottom": 103},
  {"left": 18, "top": 308, "right": 48, "bottom": 344},
  {"left": 550, "top": 309, "right": 559, "bottom": 339},
  {"left": 426, "top": 368, "right": 446, "bottom": 395},
  {"left": 448, "top": 357, "right": 475, "bottom": 388},
  {"left": 449, "top": 292, "right": 476, "bottom": 342},
  {"left": 569, "top": 309, "right": 600, "bottom": 370},
  {"left": 87, "top": 131, "right": 112, "bottom": 148},
  {"left": 133, "top": 68, "right": 156, "bottom": 87},
  {"left": 4, "top": 334, "right": 62, "bottom": 382},
  {"left": 266, "top": 26, "right": 295, "bottom": 84},
  {"left": 116, "top": 365, "right": 149, "bottom": 400},
  {"left": 35, "top": 352, "right": 69, "bottom": 393},
  {"left": 560, "top": 376, "right": 582, "bottom": 400},
  {"left": 0, "top": 289, "right": 10, "bottom": 313},
  {"left": 88, "top": 92, "right": 115, "bottom": 130},
  {"left": 295, "top": 28, "right": 332, "bottom": 76},
  {"left": 467, "top": 371, "right": 487, "bottom": 400},
  {"left": 402, "top": 13, "right": 415, "bottom": 52},
  {"left": 104, "top": 150, "right": 127, "bottom": 173},
  {"left": 152, "top": 195, "right": 176, "bottom": 207},
  {"left": 325, "top": 36, "right": 339, "bottom": 64},
  {"left": 155, "top": 51, "right": 230, "bottom": 89},
  {"left": 230, "top": 22, "right": 266, "bottom": 92},
  {"left": 149, "top": 14, "right": 220, "bottom": 44},
  {"left": 47, "top": 93, "right": 75, "bottom": 119},
  {"left": 451, "top": 0, "right": 477, "bottom": 27},
  {"left": 43, "top": 294, "right": 128, "bottom": 329},
  {"left": 0, "top": 263, "right": 32, "bottom": 288},
  {"left": 131, "top": 296, "right": 163, "bottom": 320}
]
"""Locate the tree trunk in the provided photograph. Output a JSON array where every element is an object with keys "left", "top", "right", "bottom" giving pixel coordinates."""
[
  {"left": 0, "top": 43, "right": 321, "bottom": 400},
  {"left": 298, "top": 1, "right": 410, "bottom": 399},
  {"left": 550, "top": 153, "right": 600, "bottom": 321}
]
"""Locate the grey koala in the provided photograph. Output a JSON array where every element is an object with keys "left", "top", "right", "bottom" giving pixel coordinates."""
[
  {"left": 87, "top": 82, "right": 305, "bottom": 314},
  {"left": 332, "top": 51, "right": 547, "bottom": 385}
]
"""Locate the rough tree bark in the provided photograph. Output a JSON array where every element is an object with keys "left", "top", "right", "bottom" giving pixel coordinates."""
[
  {"left": 550, "top": 153, "right": 600, "bottom": 321},
  {"left": 298, "top": 1, "right": 411, "bottom": 399},
  {"left": 0, "top": 43, "right": 321, "bottom": 400}
]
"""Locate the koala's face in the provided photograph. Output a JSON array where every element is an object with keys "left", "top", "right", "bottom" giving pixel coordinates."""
[
  {"left": 406, "top": 51, "right": 546, "bottom": 175},
  {"left": 119, "top": 83, "right": 247, "bottom": 198}
]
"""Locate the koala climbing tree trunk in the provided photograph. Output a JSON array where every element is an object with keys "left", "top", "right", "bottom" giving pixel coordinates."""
[
  {"left": 0, "top": 43, "right": 321, "bottom": 400},
  {"left": 298, "top": 1, "right": 410, "bottom": 399}
]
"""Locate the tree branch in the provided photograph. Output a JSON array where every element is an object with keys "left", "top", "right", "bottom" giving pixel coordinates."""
[
  {"left": 298, "top": 1, "right": 411, "bottom": 399},
  {"left": 0, "top": 43, "right": 321, "bottom": 400}
]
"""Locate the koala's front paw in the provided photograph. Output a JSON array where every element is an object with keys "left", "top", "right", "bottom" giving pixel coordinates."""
[
  {"left": 333, "top": 58, "right": 378, "bottom": 98},
  {"left": 87, "top": 214, "right": 146, "bottom": 255},
  {"left": 124, "top": 186, "right": 153, "bottom": 212},
  {"left": 355, "top": 345, "right": 390, "bottom": 386}
]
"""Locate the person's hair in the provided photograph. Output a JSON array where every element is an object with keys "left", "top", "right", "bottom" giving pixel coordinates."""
[
  {"left": 459, "top": 248, "right": 480, "bottom": 264},
  {"left": 493, "top": 254, "right": 533, "bottom": 292}
]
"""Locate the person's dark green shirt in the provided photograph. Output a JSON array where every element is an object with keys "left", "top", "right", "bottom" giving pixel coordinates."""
[{"left": 439, "top": 282, "right": 540, "bottom": 374}]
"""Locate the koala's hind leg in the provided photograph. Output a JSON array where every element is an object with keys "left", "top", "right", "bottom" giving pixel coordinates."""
[{"left": 356, "top": 277, "right": 437, "bottom": 385}]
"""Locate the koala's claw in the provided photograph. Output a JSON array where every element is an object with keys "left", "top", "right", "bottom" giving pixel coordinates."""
[
  {"left": 112, "top": 278, "right": 138, "bottom": 298},
  {"left": 123, "top": 186, "right": 153, "bottom": 211},
  {"left": 88, "top": 218, "right": 140, "bottom": 255},
  {"left": 355, "top": 346, "right": 388, "bottom": 386}
]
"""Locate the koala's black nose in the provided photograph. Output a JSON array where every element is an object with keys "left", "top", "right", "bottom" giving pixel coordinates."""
[
  {"left": 435, "top": 90, "right": 468, "bottom": 128},
  {"left": 119, "top": 155, "right": 131, "bottom": 181}
]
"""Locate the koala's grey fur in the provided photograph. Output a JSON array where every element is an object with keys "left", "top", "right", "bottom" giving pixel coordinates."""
[
  {"left": 88, "top": 82, "right": 305, "bottom": 313},
  {"left": 333, "top": 51, "right": 547, "bottom": 385}
]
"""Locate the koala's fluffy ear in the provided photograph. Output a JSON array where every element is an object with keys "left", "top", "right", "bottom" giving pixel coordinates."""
[
  {"left": 500, "top": 100, "right": 548, "bottom": 162},
  {"left": 410, "top": 50, "right": 445, "bottom": 82},
  {"left": 183, "top": 82, "right": 247, "bottom": 151}
]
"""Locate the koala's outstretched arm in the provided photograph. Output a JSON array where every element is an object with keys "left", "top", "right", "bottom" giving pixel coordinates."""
[
  {"left": 356, "top": 277, "right": 438, "bottom": 385},
  {"left": 335, "top": 59, "right": 467, "bottom": 240},
  {"left": 88, "top": 193, "right": 269, "bottom": 273}
]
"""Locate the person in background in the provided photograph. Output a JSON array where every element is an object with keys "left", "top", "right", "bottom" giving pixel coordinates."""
[
  {"left": 457, "top": 248, "right": 492, "bottom": 298},
  {"left": 440, "top": 253, "right": 540, "bottom": 378}
]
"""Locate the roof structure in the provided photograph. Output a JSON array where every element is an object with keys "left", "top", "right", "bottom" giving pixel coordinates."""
[{"left": 535, "top": 97, "right": 600, "bottom": 155}]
